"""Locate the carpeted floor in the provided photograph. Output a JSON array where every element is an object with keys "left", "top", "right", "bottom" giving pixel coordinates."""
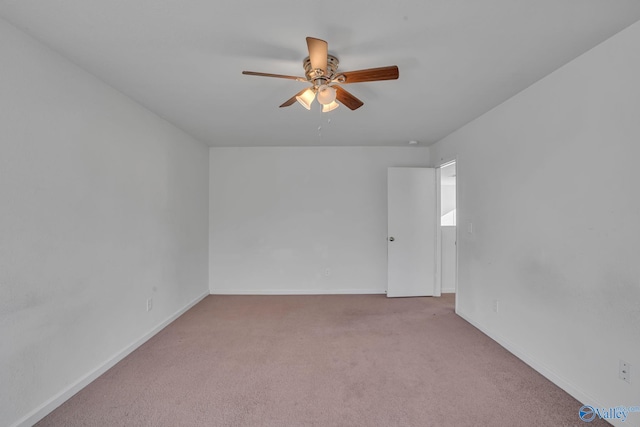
[{"left": 36, "top": 294, "right": 609, "bottom": 426}]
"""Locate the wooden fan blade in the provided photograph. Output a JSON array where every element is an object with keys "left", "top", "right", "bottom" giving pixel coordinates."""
[
  {"left": 335, "top": 86, "right": 364, "bottom": 110},
  {"left": 306, "top": 37, "right": 328, "bottom": 74},
  {"left": 242, "top": 71, "right": 304, "bottom": 81},
  {"left": 340, "top": 66, "right": 399, "bottom": 84},
  {"left": 280, "top": 88, "right": 308, "bottom": 108}
]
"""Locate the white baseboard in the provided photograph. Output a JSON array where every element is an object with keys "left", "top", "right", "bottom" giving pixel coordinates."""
[
  {"left": 455, "top": 309, "right": 617, "bottom": 425},
  {"left": 441, "top": 287, "right": 456, "bottom": 293},
  {"left": 13, "top": 291, "right": 209, "bottom": 427},
  {"left": 210, "top": 289, "right": 386, "bottom": 295}
]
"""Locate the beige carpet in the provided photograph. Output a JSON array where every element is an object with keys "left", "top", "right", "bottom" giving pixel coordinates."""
[{"left": 36, "top": 294, "right": 609, "bottom": 426}]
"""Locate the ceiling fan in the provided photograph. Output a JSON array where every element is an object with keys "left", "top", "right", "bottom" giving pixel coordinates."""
[{"left": 242, "top": 37, "right": 399, "bottom": 112}]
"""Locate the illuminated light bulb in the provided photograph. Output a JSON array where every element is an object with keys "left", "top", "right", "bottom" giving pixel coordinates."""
[
  {"left": 316, "top": 85, "right": 337, "bottom": 105},
  {"left": 296, "top": 88, "right": 315, "bottom": 110},
  {"left": 322, "top": 101, "right": 339, "bottom": 112}
]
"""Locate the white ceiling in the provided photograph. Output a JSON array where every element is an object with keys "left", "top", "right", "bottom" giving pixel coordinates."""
[{"left": 2, "top": 1, "right": 640, "bottom": 147}]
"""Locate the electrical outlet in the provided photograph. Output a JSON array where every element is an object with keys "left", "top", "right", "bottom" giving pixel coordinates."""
[
  {"left": 492, "top": 299, "right": 499, "bottom": 313},
  {"left": 324, "top": 268, "right": 331, "bottom": 277},
  {"left": 146, "top": 297, "right": 153, "bottom": 312},
  {"left": 619, "top": 360, "right": 631, "bottom": 384}
]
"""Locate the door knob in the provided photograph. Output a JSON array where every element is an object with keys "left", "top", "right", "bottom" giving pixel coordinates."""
[{"left": 389, "top": 237, "right": 395, "bottom": 242}]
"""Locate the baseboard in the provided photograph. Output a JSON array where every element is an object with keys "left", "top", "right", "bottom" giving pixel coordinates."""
[
  {"left": 12, "top": 291, "right": 209, "bottom": 427},
  {"left": 455, "top": 309, "right": 615, "bottom": 424},
  {"left": 441, "top": 287, "right": 456, "bottom": 293},
  {"left": 210, "top": 289, "right": 386, "bottom": 295}
]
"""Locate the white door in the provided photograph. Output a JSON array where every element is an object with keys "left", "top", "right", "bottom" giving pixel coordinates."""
[{"left": 387, "top": 167, "right": 437, "bottom": 297}]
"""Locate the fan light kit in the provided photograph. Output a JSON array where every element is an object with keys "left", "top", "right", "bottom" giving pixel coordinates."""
[{"left": 243, "top": 37, "right": 399, "bottom": 111}]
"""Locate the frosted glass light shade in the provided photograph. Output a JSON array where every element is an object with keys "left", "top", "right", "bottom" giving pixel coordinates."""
[
  {"left": 316, "top": 85, "right": 336, "bottom": 105},
  {"left": 296, "top": 88, "right": 315, "bottom": 110},
  {"left": 322, "top": 101, "right": 339, "bottom": 112}
]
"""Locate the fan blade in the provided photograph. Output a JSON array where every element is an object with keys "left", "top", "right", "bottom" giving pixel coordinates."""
[
  {"left": 242, "top": 71, "right": 305, "bottom": 81},
  {"left": 335, "top": 86, "right": 364, "bottom": 110},
  {"left": 280, "top": 88, "right": 308, "bottom": 108},
  {"left": 340, "top": 66, "right": 399, "bottom": 84},
  {"left": 306, "top": 37, "right": 328, "bottom": 74}
]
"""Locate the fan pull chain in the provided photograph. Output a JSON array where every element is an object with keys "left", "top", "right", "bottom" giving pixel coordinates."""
[{"left": 317, "top": 112, "right": 334, "bottom": 139}]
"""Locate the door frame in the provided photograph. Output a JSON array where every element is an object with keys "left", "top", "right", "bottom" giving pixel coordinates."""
[{"left": 435, "top": 167, "right": 442, "bottom": 297}]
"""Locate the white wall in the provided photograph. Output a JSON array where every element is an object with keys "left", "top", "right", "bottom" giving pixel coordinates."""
[
  {"left": 0, "top": 19, "right": 209, "bottom": 426},
  {"left": 209, "top": 147, "right": 430, "bottom": 294},
  {"left": 441, "top": 184, "right": 456, "bottom": 217},
  {"left": 429, "top": 20, "right": 640, "bottom": 423}
]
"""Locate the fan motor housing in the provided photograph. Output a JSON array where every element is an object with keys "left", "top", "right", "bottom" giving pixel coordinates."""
[{"left": 303, "top": 54, "right": 339, "bottom": 85}]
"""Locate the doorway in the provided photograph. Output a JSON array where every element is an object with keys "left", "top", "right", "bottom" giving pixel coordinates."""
[{"left": 439, "top": 161, "right": 457, "bottom": 294}]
